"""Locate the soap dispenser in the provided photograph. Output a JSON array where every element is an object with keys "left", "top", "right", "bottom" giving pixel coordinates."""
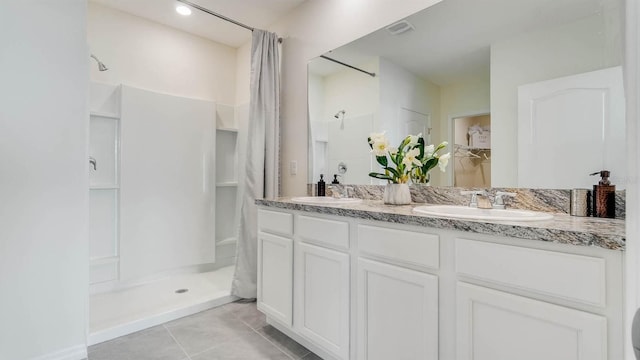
[
  {"left": 590, "top": 170, "right": 615, "bottom": 218},
  {"left": 332, "top": 174, "right": 340, "bottom": 184},
  {"left": 317, "top": 174, "right": 326, "bottom": 196}
]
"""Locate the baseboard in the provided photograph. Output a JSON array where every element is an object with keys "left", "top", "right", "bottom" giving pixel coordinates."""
[
  {"left": 88, "top": 293, "right": 238, "bottom": 346},
  {"left": 29, "top": 344, "right": 87, "bottom": 360}
]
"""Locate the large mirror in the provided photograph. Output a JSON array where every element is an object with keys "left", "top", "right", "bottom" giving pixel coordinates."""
[{"left": 307, "top": 0, "right": 625, "bottom": 189}]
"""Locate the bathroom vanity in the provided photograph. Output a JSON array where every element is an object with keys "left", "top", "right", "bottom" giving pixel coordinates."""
[{"left": 255, "top": 198, "right": 625, "bottom": 360}]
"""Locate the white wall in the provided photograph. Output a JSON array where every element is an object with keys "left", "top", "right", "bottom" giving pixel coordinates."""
[
  {"left": 267, "top": 0, "right": 443, "bottom": 195},
  {"left": 379, "top": 57, "right": 440, "bottom": 146},
  {"left": 438, "top": 72, "right": 490, "bottom": 185},
  {"left": 490, "top": 12, "right": 622, "bottom": 186},
  {"left": 378, "top": 58, "right": 444, "bottom": 184},
  {"left": 119, "top": 87, "right": 216, "bottom": 282},
  {"left": 235, "top": 42, "right": 252, "bottom": 105},
  {"left": 323, "top": 58, "right": 380, "bottom": 125},
  {"left": 88, "top": 2, "right": 237, "bottom": 105},
  {"left": 0, "top": 1, "right": 89, "bottom": 359},
  {"left": 625, "top": 0, "right": 640, "bottom": 358},
  {"left": 322, "top": 59, "right": 379, "bottom": 184},
  {"left": 308, "top": 72, "right": 327, "bottom": 181}
]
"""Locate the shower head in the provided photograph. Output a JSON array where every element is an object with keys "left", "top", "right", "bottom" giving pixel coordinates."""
[
  {"left": 334, "top": 110, "right": 345, "bottom": 119},
  {"left": 90, "top": 54, "right": 109, "bottom": 72}
]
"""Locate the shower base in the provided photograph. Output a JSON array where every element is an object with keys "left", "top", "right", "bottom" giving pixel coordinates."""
[{"left": 88, "top": 265, "right": 237, "bottom": 345}]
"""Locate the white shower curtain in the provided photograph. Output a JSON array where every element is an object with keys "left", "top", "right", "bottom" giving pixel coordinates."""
[{"left": 232, "top": 30, "right": 280, "bottom": 298}]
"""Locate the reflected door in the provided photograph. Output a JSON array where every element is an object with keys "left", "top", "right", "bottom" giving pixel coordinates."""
[{"left": 517, "top": 66, "right": 625, "bottom": 189}]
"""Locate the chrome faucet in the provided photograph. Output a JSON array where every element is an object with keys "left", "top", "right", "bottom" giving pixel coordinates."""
[
  {"left": 460, "top": 190, "right": 490, "bottom": 208},
  {"left": 493, "top": 191, "right": 516, "bottom": 209},
  {"left": 460, "top": 190, "right": 516, "bottom": 209},
  {"left": 89, "top": 157, "right": 97, "bottom": 171}
]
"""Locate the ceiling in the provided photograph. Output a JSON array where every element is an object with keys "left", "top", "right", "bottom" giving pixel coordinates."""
[
  {"left": 309, "top": 0, "right": 620, "bottom": 86},
  {"left": 90, "top": 0, "right": 307, "bottom": 47}
]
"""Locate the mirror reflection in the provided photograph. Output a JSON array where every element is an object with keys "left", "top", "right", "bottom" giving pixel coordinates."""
[{"left": 307, "top": 0, "right": 624, "bottom": 189}]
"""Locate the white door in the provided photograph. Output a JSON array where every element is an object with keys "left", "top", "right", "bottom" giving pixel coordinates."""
[
  {"left": 456, "top": 282, "right": 607, "bottom": 360},
  {"left": 400, "top": 108, "right": 431, "bottom": 144},
  {"left": 517, "top": 66, "right": 625, "bottom": 188},
  {"left": 295, "top": 242, "right": 350, "bottom": 360},
  {"left": 357, "top": 258, "right": 438, "bottom": 360},
  {"left": 257, "top": 232, "right": 293, "bottom": 327}
]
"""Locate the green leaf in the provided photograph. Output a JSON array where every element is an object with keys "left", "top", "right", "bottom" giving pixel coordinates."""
[
  {"left": 434, "top": 141, "right": 447, "bottom": 153},
  {"left": 417, "top": 137, "right": 425, "bottom": 159},
  {"left": 422, "top": 157, "right": 438, "bottom": 173},
  {"left": 394, "top": 151, "right": 403, "bottom": 167},
  {"left": 376, "top": 155, "right": 388, "bottom": 167},
  {"left": 368, "top": 172, "right": 393, "bottom": 181},
  {"left": 384, "top": 167, "right": 400, "bottom": 178}
]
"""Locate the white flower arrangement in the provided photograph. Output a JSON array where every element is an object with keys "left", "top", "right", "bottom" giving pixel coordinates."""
[{"left": 368, "top": 132, "right": 450, "bottom": 184}]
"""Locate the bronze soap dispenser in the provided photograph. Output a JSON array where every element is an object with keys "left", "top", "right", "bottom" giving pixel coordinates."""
[{"left": 590, "top": 170, "right": 615, "bottom": 218}]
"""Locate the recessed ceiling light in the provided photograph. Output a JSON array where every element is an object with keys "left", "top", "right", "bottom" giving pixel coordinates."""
[{"left": 176, "top": 5, "right": 192, "bottom": 16}]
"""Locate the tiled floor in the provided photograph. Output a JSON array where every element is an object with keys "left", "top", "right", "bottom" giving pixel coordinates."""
[{"left": 88, "top": 300, "right": 322, "bottom": 360}]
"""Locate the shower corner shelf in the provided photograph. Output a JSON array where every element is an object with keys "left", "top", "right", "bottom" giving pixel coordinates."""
[
  {"left": 217, "top": 237, "right": 237, "bottom": 246},
  {"left": 216, "top": 181, "right": 238, "bottom": 187},
  {"left": 90, "top": 184, "right": 120, "bottom": 190},
  {"left": 90, "top": 111, "right": 120, "bottom": 119},
  {"left": 216, "top": 127, "right": 238, "bottom": 133}
]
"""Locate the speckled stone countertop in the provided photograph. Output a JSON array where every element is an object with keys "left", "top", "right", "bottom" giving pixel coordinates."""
[{"left": 256, "top": 198, "right": 626, "bottom": 251}]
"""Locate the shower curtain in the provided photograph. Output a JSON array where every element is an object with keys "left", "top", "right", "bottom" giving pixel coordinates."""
[{"left": 232, "top": 30, "right": 280, "bottom": 298}]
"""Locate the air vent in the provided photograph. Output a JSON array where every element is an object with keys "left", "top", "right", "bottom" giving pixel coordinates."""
[{"left": 386, "top": 20, "right": 415, "bottom": 35}]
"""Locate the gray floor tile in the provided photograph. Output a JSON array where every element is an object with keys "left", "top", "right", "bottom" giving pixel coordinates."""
[
  {"left": 301, "top": 352, "right": 323, "bottom": 360},
  {"left": 88, "top": 325, "right": 187, "bottom": 360},
  {"left": 165, "top": 305, "right": 255, "bottom": 356},
  {"left": 226, "top": 300, "right": 268, "bottom": 330},
  {"left": 257, "top": 325, "right": 311, "bottom": 359},
  {"left": 191, "top": 330, "right": 292, "bottom": 360}
]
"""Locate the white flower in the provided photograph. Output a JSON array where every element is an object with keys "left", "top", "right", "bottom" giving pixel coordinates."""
[
  {"left": 389, "top": 146, "right": 398, "bottom": 156},
  {"left": 371, "top": 138, "right": 391, "bottom": 157},
  {"left": 402, "top": 148, "right": 422, "bottom": 168},
  {"left": 407, "top": 133, "right": 422, "bottom": 146},
  {"left": 424, "top": 144, "right": 435, "bottom": 158},
  {"left": 438, "top": 152, "right": 451, "bottom": 172},
  {"left": 369, "top": 132, "right": 387, "bottom": 145}
]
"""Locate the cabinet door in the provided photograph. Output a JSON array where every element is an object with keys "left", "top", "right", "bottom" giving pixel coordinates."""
[
  {"left": 257, "top": 232, "right": 293, "bottom": 327},
  {"left": 295, "top": 242, "right": 350, "bottom": 360},
  {"left": 357, "top": 258, "right": 438, "bottom": 360},
  {"left": 456, "top": 282, "right": 607, "bottom": 360}
]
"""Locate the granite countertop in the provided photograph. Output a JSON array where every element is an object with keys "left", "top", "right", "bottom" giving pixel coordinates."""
[{"left": 256, "top": 198, "right": 626, "bottom": 251}]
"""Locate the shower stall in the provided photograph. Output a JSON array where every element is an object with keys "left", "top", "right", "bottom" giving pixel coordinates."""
[{"left": 88, "top": 83, "right": 240, "bottom": 344}]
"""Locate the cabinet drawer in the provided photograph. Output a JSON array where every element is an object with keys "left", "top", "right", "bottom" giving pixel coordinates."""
[
  {"left": 258, "top": 208, "right": 293, "bottom": 236},
  {"left": 297, "top": 215, "right": 349, "bottom": 250},
  {"left": 358, "top": 224, "right": 439, "bottom": 269},
  {"left": 455, "top": 238, "right": 606, "bottom": 307}
]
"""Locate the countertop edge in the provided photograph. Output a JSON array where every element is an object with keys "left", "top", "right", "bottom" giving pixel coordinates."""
[{"left": 256, "top": 199, "right": 625, "bottom": 251}]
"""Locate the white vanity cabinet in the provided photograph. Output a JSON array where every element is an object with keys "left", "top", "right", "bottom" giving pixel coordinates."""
[
  {"left": 356, "top": 224, "right": 440, "bottom": 360},
  {"left": 257, "top": 209, "right": 294, "bottom": 327},
  {"left": 295, "top": 242, "right": 350, "bottom": 360},
  {"left": 357, "top": 259, "right": 438, "bottom": 360},
  {"left": 295, "top": 215, "right": 351, "bottom": 360},
  {"left": 454, "top": 237, "right": 616, "bottom": 360},
  {"left": 256, "top": 205, "right": 624, "bottom": 360}
]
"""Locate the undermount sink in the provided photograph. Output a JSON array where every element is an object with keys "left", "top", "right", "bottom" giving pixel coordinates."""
[
  {"left": 413, "top": 205, "right": 554, "bottom": 222},
  {"left": 291, "top": 196, "right": 363, "bottom": 205}
]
